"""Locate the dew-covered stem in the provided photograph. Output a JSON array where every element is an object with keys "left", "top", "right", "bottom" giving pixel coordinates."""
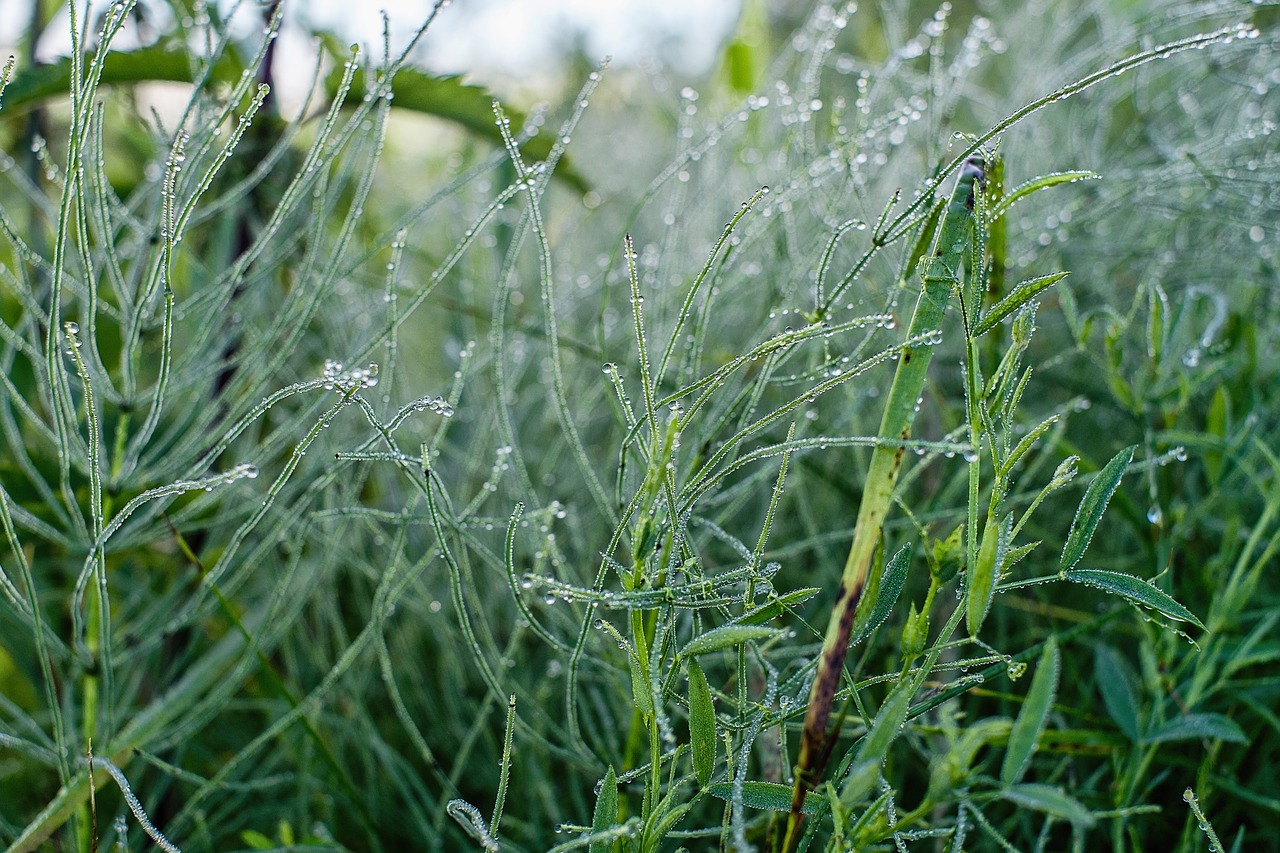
[{"left": 782, "top": 155, "right": 983, "bottom": 851}]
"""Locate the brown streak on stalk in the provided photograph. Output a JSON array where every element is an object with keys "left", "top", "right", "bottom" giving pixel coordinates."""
[
  {"left": 894, "top": 431, "right": 909, "bottom": 471},
  {"left": 781, "top": 159, "right": 980, "bottom": 853},
  {"left": 783, "top": 426, "right": 914, "bottom": 848},
  {"left": 785, "top": 573, "right": 866, "bottom": 838}
]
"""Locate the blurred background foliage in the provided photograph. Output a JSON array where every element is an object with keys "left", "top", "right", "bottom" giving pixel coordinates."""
[{"left": 0, "top": 0, "right": 1276, "bottom": 849}]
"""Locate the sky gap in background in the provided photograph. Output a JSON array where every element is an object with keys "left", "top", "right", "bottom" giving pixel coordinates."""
[{"left": 1, "top": 0, "right": 742, "bottom": 94}]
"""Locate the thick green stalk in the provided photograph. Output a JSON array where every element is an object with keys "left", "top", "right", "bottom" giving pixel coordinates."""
[{"left": 781, "top": 157, "right": 983, "bottom": 851}]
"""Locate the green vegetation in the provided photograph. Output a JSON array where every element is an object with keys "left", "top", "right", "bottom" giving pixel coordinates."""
[{"left": 1, "top": 1, "right": 1275, "bottom": 850}]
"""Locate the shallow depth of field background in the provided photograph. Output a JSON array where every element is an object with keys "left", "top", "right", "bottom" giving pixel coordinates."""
[{"left": 0, "top": 0, "right": 1276, "bottom": 850}]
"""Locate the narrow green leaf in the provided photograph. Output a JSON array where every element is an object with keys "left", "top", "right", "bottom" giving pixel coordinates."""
[
  {"left": 1066, "top": 569, "right": 1205, "bottom": 629},
  {"left": 972, "top": 272, "right": 1069, "bottom": 338},
  {"left": 1002, "top": 637, "right": 1060, "bottom": 786},
  {"left": 840, "top": 758, "right": 882, "bottom": 809},
  {"left": 991, "top": 171, "right": 1100, "bottom": 221},
  {"left": 860, "top": 681, "right": 921, "bottom": 758},
  {"left": 646, "top": 801, "right": 692, "bottom": 846},
  {"left": 851, "top": 545, "right": 912, "bottom": 645},
  {"left": 844, "top": 788, "right": 894, "bottom": 844},
  {"left": 1000, "top": 413, "right": 1062, "bottom": 477},
  {"left": 986, "top": 155, "right": 1008, "bottom": 310},
  {"left": 1060, "top": 446, "right": 1136, "bottom": 571},
  {"left": 1143, "top": 713, "right": 1247, "bottom": 745},
  {"left": 842, "top": 677, "right": 915, "bottom": 803},
  {"left": 628, "top": 649, "right": 653, "bottom": 717},
  {"left": 589, "top": 766, "right": 618, "bottom": 853},
  {"left": 240, "top": 830, "right": 275, "bottom": 850},
  {"left": 1146, "top": 283, "right": 1169, "bottom": 366},
  {"left": 1094, "top": 644, "right": 1142, "bottom": 741},
  {"left": 706, "top": 781, "right": 824, "bottom": 815},
  {"left": 1000, "top": 783, "right": 1096, "bottom": 828},
  {"left": 1204, "top": 386, "right": 1230, "bottom": 485},
  {"left": 967, "top": 513, "right": 1009, "bottom": 637},
  {"left": 686, "top": 659, "right": 717, "bottom": 787},
  {"left": 679, "top": 624, "right": 781, "bottom": 659},
  {"left": 1001, "top": 540, "right": 1040, "bottom": 571},
  {"left": 734, "top": 587, "right": 820, "bottom": 625}
]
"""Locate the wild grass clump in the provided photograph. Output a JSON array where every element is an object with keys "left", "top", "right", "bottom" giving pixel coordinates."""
[{"left": 0, "top": 0, "right": 1275, "bottom": 850}]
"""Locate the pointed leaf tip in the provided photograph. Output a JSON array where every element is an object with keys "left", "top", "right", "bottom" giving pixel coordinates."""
[
  {"left": 1066, "top": 568, "right": 1204, "bottom": 629},
  {"left": 1060, "top": 446, "right": 1135, "bottom": 571}
]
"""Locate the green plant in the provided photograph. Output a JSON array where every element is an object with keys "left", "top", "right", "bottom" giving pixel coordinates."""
[{"left": 1, "top": 1, "right": 1274, "bottom": 851}]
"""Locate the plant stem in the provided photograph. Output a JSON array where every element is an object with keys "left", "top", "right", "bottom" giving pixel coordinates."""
[{"left": 780, "top": 156, "right": 984, "bottom": 852}]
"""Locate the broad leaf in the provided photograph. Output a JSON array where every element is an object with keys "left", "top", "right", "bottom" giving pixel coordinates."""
[
  {"left": 719, "top": 0, "right": 769, "bottom": 96},
  {"left": 3, "top": 46, "right": 588, "bottom": 193}
]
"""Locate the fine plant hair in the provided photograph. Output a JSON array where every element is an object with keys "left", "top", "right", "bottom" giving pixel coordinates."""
[{"left": 0, "top": 1, "right": 1275, "bottom": 851}]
